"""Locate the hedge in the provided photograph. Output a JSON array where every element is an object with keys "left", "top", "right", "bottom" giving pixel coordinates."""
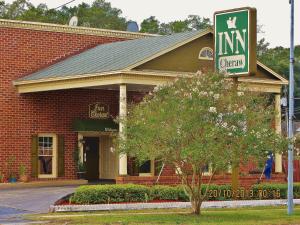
[
  {"left": 252, "top": 183, "right": 300, "bottom": 200},
  {"left": 149, "top": 184, "right": 245, "bottom": 201},
  {"left": 70, "top": 183, "right": 300, "bottom": 204},
  {"left": 149, "top": 185, "right": 190, "bottom": 201},
  {"left": 70, "top": 184, "right": 150, "bottom": 204}
]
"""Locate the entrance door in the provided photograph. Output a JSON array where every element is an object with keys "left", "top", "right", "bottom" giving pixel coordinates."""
[
  {"left": 83, "top": 137, "right": 99, "bottom": 181},
  {"left": 100, "top": 136, "right": 118, "bottom": 179}
]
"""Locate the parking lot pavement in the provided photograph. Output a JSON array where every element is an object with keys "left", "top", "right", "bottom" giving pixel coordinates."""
[
  {"left": 0, "top": 186, "right": 77, "bottom": 224},
  {"left": 0, "top": 206, "right": 32, "bottom": 224}
]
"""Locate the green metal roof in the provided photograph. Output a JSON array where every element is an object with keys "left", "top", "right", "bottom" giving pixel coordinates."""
[{"left": 17, "top": 30, "right": 208, "bottom": 82}]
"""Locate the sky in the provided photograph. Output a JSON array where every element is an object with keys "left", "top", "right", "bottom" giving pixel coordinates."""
[{"left": 5, "top": 0, "right": 300, "bottom": 48}]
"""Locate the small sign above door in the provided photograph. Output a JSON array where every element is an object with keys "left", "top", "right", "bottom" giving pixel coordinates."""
[{"left": 89, "top": 103, "right": 109, "bottom": 119}]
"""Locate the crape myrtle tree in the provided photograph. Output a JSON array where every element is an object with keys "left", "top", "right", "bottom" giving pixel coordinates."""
[{"left": 116, "top": 72, "right": 287, "bottom": 215}]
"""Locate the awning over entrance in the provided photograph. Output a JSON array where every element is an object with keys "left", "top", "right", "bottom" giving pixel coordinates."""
[{"left": 72, "top": 119, "right": 118, "bottom": 132}]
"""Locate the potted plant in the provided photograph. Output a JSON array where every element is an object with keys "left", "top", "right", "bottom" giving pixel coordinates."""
[
  {"left": 6, "top": 156, "right": 17, "bottom": 183},
  {"left": 19, "top": 164, "right": 29, "bottom": 182},
  {"left": 0, "top": 172, "right": 4, "bottom": 183},
  {"left": 77, "top": 161, "right": 86, "bottom": 179},
  {"left": 73, "top": 144, "right": 86, "bottom": 179},
  {"left": 8, "top": 173, "right": 17, "bottom": 183}
]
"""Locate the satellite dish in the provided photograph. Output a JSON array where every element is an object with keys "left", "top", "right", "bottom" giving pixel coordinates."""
[
  {"left": 127, "top": 21, "right": 139, "bottom": 32},
  {"left": 69, "top": 16, "right": 78, "bottom": 26}
]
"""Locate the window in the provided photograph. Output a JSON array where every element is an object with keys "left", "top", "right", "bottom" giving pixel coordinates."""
[
  {"left": 199, "top": 47, "right": 213, "bottom": 60},
  {"left": 139, "top": 160, "right": 154, "bottom": 176},
  {"left": 175, "top": 164, "right": 212, "bottom": 175},
  {"left": 38, "top": 134, "right": 57, "bottom": 178},
  {"left": 203, "top": 163, "right": 213, "bottom": 175}
]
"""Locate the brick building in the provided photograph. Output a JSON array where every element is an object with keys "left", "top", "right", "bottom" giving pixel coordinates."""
[{"left": 0, "top": 19, "right": 288, "bottom": 185}]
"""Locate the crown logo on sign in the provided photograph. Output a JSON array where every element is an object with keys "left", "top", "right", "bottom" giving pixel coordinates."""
[{"left": 227, "top": 17, "right": 237, "bottom": 29}]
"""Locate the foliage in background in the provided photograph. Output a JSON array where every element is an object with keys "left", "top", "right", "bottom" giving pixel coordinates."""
[
  {"left": 0, "top": 0, "right": 127, "bottom": 30},
  {"left": 258, "top": 44, "right": 300, "bottom": 119},
  {"left": 139, "top": 16, "right": 159, "bottom": 34},
  {"left": 258, "top": 45, "right": 300, "bottom": 80},
  {"left": 116, "top": 72, "right": 287, "bottom": 215},
  {"left": 140, "top": 15, "right": 211, "bottom": 34},
  {"left": 0, "top": 0, "right": 211, "bottom": 34},
  {"left": 256, "top": 31, "right": 299, "bottom": 94}
]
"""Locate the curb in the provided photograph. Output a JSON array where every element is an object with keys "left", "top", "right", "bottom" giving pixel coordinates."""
[
  {"left": 50, "top": 202, "right": 191, "bottom": 212},
  {"left": 50, "top": 199, "right": 300, "bottom": 212}
]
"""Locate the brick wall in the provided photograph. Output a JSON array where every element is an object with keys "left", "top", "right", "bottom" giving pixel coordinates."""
[
  {"left": 0, "top": 26, "right": 128, "bottom": 179},
  {"left": 116, "top": 174, "right": 286, "bottom": 187}
]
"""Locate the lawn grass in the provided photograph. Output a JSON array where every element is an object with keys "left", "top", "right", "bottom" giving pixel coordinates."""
[{"left": 27, "top": 206, "right": 300, "bottom": 225}]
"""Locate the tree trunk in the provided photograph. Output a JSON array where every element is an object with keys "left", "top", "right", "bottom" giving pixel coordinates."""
[
  {"left": 191, "top": 195, "right": 202, "bottom": 215},
  {"left": 231, "top": 162, "right": 240, "bottom": 200}
]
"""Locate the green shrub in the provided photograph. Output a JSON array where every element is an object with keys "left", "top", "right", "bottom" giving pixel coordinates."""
[
  {"left": 70, "top": 183, "right": 300, "bottom": 204},
  {"left": 70, "top": 184, "right": 150, "bottom": 204},
  {"left": 150, "top": 184, "right": 235, "bottom": 201},
  {"left": 177, "top": 186, "right": 190, "bottom": 201},
  {"left": 294, "top": 184, "right": 300, "bottom": 199},
  {"left": 150, "top": 185, "right": 189, "bottom": 201},
  {"left": 251, "top": 183, "right": 300, "bottom": 200},
  {"left": 201, "top": 184, "right": 236, "bottom": 201},
  {"left": 70, "top": 184, "right": 245, "bottom": 204}
]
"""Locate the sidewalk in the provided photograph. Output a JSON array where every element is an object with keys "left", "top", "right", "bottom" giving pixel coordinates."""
[
  {"left": 51, "top": 199, "right": 300, "bottom": 212},
  {"left": 0, "top": 180, "right": 87, "bottom": 190}
]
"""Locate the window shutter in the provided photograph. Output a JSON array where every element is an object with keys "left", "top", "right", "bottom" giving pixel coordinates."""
[
  {"left": 57, "top": 135, "right": 65, "bottom": 177},
  {"left": 31, "top": 135, "right": 38, "bottom": 178}
]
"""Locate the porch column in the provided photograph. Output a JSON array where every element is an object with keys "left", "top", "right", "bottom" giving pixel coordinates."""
[
  {"left": 275, "top": 93, "right": 283, "bottom": 173},
  {"left": 119, "top": 84, "right": 128, "bottom": 176}
]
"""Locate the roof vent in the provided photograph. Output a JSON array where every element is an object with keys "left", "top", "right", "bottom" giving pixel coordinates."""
[{"left": 127, "top": 21, "right": 139, "bottom": 32}]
